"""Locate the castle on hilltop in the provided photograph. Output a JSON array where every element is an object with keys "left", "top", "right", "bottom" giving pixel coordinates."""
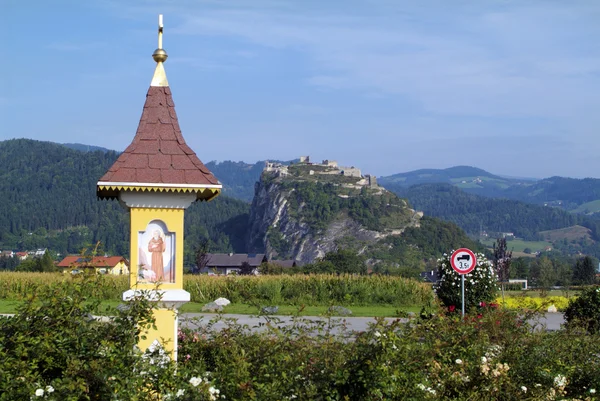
[{"left": 264, "top": 156, "right": 378, "bottom": 188}]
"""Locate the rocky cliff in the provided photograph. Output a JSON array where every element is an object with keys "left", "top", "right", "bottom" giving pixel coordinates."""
[{"left": 246, "top": 162, "right": 422, "bottom": 264}]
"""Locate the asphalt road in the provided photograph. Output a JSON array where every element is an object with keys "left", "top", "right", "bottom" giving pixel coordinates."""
[{"left": 181, "top": 312, "right": 566, "bottom": 333}]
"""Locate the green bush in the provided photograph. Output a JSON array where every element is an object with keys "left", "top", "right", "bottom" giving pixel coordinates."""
[
  {"left": 2, "top": 277, "right": 600, "bottom": 400},
  {"left": 564, "top": 285, "right": 600, "bottom": 334},
  {"left": 435, "top": 252, "right": 498, "bottom": 311},
  {"left": 0, "top": 276, "right": 223, "bottom": 400}
]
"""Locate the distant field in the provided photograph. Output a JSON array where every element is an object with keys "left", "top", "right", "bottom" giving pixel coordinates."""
[
  {"left": 572, "top": 200, "right": 600, "bottom": 214},
  {"left": 539, "top": 225, "right": 593, "bottom": 242},
  {"left": 480, "top": 238, "right": 552, "bottom": 253}
]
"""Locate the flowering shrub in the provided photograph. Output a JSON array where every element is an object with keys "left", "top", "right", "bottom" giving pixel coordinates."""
[
  {"left": 564, "top": 285, "right": 600, "bottom": 334},
  {"left": 2, "top": 275, "right": 600, "bottom": 400},
  {"left": 435, "top": 252, "right": 498, "bottom": 311}
]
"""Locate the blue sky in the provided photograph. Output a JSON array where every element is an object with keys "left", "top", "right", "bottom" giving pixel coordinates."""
[{"left": 3, "top": 0, "right": 600, "bottom": 179}]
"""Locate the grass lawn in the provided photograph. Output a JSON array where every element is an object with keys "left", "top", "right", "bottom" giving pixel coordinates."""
[
  {"left": 0, "top": 299, "right": 421, "bottom": 317},
  {"left": 480, "top": 238, "right": 552, "bottom": 253}
]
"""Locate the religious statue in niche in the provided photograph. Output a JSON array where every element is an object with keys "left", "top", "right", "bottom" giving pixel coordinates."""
[{"left": 138, "top": 220, "right": 175, "bottom": 283}]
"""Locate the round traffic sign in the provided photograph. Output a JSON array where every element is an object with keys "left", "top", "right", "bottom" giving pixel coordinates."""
[{"left": 450, "top": 248, "right": 477, "bottom": 274}]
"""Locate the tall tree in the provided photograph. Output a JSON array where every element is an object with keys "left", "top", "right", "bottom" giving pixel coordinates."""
[
  {"left": 493, "top": 237, "right": 512, "bottom": 301},
  {"left": 573, "top": 256, "right": 597, "bottom": 285}
]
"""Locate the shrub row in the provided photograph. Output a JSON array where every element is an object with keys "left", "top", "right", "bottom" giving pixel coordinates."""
[
  {"left": 0, "top": 272, "right": 433, "bottom": 306},
  {"left": 3, "top": 277, "right": 600, "bottom": 400}
]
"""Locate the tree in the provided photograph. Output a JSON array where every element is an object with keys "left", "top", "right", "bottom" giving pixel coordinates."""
[
  {"left": 322, "top": 249, "right": 367, "bottom": 274},
  {"left": 193, "top": 239, "right": 210, "bottom": 274},
  {"left": 573, "top": 256, "right": 597, "bottom": 285},
  {"left": 239, "top": 261, "right": 255, "bottom": 275},
  {"left": 536, "top": 257, "right": 556, "bottom": 289},
  {"left": 493, "top": 237, "right": 512, "bottom": 302}
]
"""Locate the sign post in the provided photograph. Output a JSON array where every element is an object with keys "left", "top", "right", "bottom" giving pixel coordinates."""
[{"left": 450, "top": 248, "right": 477, "bottom": 316}]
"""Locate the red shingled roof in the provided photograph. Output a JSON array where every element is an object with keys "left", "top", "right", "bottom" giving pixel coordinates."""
[
  {"left": 57, "top": 256, "right": 128, "bottom": 268},
  {"left": 98, "top": 86, "right": 219, "bottom": 188}
]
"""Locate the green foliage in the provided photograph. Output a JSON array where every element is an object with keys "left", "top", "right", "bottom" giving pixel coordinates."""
[
  {"left": 573, "top": 256, "right": 598, "bottom": 285},
  {"left": 179, "top": 307, "right": 600, "bottom": 400},
  {"left": 435, "top": 252, "right": 498, "bottom": 310},
  {"left": 0, "top": 276, "right": 228, "bottom": 400},
  {"left": 280, "top": 181, "right": 413, "bottom": 233},
  {"left": 0, "top": 138, "right": 250, "bottom": 261},
  {"left": 564, "top": 285, "right": 600, "bottom": 334}
]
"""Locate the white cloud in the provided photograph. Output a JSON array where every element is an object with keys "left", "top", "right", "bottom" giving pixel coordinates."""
[{"left": 146, "top": 1, "right": 600, "bottom": 124}]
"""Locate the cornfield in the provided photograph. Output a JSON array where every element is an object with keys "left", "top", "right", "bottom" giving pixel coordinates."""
[{"left": 0, "top": 272, "right": 433, "bottom": 306}]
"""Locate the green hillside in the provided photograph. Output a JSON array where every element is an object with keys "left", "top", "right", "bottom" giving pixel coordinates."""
[{"left": 0, "top": 139, "right": 250, "bottom": 261}]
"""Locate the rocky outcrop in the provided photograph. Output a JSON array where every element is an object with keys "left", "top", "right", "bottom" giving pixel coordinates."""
[{"left": 247, "top": 172, "right": 422, "bottom": 265}]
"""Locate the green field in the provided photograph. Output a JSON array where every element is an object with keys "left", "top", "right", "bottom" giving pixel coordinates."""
[
  {"left": 480, "top": 238, "right": 552, "bottom": 253},
  {"left": 572, "top": 199, "right": 600, "bottom": 214}
]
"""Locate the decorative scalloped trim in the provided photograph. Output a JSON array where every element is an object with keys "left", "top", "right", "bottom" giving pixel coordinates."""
[{"left": 97, "top": 185, "right": 220, "bottom": 201}]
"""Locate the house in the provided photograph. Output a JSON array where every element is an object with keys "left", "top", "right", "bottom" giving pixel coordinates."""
[
  {"left": 16, "top": 252, "right": 28, "bottom": 260},
  {"left": 57, "top": 256, "right": 129, "bottom": 275},
  {"left": 35, "top": 248, "right": 47, "bottom": 257},
  {"left": 420, "top": 270, "right": 440, "bottom": 284},
  {"left": 203, "top": 253, "right": 267, "bottom": 275},
  {"left": 1, "top": 250, "right": 14, "bottom": 258}
]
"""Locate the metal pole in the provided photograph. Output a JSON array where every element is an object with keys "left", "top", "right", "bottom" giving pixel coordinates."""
[{"left": 461, "top": 274, "right": 465, "bottom": 316}]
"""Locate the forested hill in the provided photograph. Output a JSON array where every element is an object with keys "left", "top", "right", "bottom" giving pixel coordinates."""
[
  {"left": 0, "top": 139, "right": 250, "bottom": 260},
  {"left": 388, "top": 183, "right": 587, "bottom": 240}
]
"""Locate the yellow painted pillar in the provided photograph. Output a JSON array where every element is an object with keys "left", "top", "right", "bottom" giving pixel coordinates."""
[
  {"left": 96, "top": 14, "right": 221, "bottom": 361},
  {"left": 121, "top": 192, "right": 197, "bottom": 359}
]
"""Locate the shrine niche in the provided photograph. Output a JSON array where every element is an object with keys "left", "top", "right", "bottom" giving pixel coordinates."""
[{"left": 138, "top": 220, "right": 175, "bottom": 283}]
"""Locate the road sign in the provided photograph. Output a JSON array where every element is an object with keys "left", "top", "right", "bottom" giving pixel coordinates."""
[{"left": 450, "top": 248, "right": 476, "bottom": 275}]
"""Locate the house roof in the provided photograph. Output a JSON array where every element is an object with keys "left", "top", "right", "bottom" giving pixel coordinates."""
[
  {"left": 97, "top": 19, "right": 220, "bottom": 201},
  {"left": 57, "top": 256, "right": 129, "bottom": 268},
  {"left": 205, "top": 253, "right": 267, "bottom": 268}
]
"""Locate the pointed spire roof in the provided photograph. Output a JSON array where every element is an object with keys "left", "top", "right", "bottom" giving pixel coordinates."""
[{"left": 97, "top": 15, "right": 221, "bottom": 201}]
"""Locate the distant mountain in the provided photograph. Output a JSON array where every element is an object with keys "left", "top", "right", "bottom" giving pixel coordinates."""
[
  {"left": 389, "top": 183, "right": 582, "bottom": 239},
  {"left": 62, "top": 143, "right": 113, "bottom": 153},
  {"left": 499, "top": 177, "right": 600, "bottom": 211},
  {"left": 379, "top": 166, "right": 533, "bottom": 198},
  {"left": 380, "top": 167, "right": 600, "bottom": 213}
]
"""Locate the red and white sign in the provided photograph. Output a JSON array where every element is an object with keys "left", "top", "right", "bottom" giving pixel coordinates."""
[{"left": 450, "top": 248, "right": 477, "bottom": 274}]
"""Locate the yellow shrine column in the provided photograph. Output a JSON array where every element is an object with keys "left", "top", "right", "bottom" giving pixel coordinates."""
[
  {"left": 96, "top": 15, "right": 221, "bottom": 361},
  {"left": 120, "top": 191, "right": 198, "bottom": 359}
]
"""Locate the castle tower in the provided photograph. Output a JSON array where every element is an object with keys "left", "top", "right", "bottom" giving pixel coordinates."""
[{"left": 96, "top": 15, "right": 221, "bottom": 359}]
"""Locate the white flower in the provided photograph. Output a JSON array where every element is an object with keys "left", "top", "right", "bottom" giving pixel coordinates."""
[
  {"left": 45, "top": 385, "right": 54, "bottom": 393},
  {"left": 35, "top": 389, "right": 44, "bottom": 397},
  {"left": 374, "top": 331, "right": 381, "bottom": 338},
  {"left": 521, "top": 386, "right": 527, "bottom": 393},
  {"left": 591, "top": 389, "right": 596, "bottom": 394},
  {"left": 554, "top": 374, "right": 567, "bottom": 388},
  {"left": 417, "top": 383, "right": 426, "bottom": 390},
  {"left": 455, "top": 359, "right": 463, "bottom": 365},
  {"left": 481, "top": 356, "right": 487, "bottom": 364},
  {"left": 189, "top": 377, "right": 202, "bottom": 387},
  {"left": 209, "top": 387, "right": 219, "bottom": 394},
  {"left": 176, "top": 389, "right": 185, "bottom": 397}
]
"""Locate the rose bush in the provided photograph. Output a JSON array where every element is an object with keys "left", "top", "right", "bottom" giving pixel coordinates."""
[{"left": 435, "top": 251, "right": 498, "bottom": 311}]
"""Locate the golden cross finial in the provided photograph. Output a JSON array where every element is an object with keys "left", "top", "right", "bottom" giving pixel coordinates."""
[
  {"left": 152, "top": 14, "right": 168, "bottom": 63},
  {"left": 158, "top": 14, "right": 164, "bottom": 49}
]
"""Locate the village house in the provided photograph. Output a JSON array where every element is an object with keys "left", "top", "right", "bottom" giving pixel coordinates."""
[
  {"left": 202, "top": 253, "right": 268, "bottom": 275},
  {"left": 57, "top": 256, "right": 129, "bottom": 275}
]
